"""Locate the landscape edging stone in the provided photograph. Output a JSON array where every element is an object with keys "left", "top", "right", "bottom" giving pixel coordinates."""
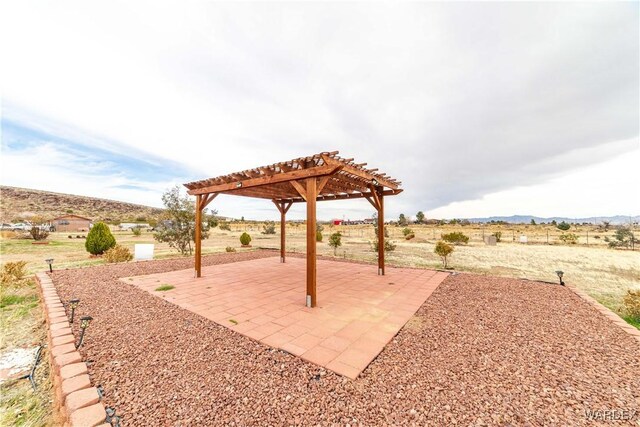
[{"left": 35, "top": 272, "right": 107, "bottom": 427}]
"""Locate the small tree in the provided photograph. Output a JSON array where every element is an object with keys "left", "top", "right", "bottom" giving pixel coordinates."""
[
  {"left": 372, "top": 239, "right": 396, "bottom": 252},
  {"left": 398, "top": 214, "right": 408, "bottom": 226},
  {"left": 132, "top": 226, "right": 142, "bottom": 236},
  {"left": 530, "top": 219, "right": 536, "bottom": 225},
  {"left": 240, "top": 232, "right": 252, "bottom": 246},
  {"left": 492, "top": 231, "right": 502, "bottom": 242},
  {"left": 316, "top": 231, "right": 323, "bottom": 242},
  {"left": 434, "top": 240, "right": 454, "bottom": 268},
  {"left": 328, "top": 232, "right": 342, "bottom": 255},
  {"left": 557, "top": 221, "right": 570, "bottom": 231},
  {"left": 606, "top": 227, "right": 637, "bottom": 249},
  {"left": 416, "top": 211, "right": 425, "bottom": 224},
  {"left": 154, "top": 186, "right": 209, "bottom": 255},
  {"left": 85, "top": 222, "right": 116, "bottom": 255},
  {"left": 262, "top": 221, "right": 276, "bottom": 235}
]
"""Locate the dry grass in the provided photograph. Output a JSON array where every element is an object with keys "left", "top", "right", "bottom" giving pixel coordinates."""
[
  {"left": 0, "top": 277, "right": 54, "bottom": 426},
  {"left": 1, "top": 223, "right": 638, "bottom": 313}
]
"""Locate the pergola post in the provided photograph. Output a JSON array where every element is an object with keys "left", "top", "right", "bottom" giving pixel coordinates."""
[
  {"left": 280, "top": 207, "right": 286, "bottom": 262},
  {"left": 377, "top": 189, "right": 385, "bottom": 275},
  {"left": 306, "top": 177, "right": 317, "bottom": 307},
  {"left": 273, "top": 200, "right": 292, "bottom": 263},
  {"left": 195, "top": 194, "right": 202, "bottom": 278}
]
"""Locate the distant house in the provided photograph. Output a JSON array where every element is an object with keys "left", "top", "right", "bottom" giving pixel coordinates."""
[{"left": 51, "top": 214, "right": 92, "bottom": 232}]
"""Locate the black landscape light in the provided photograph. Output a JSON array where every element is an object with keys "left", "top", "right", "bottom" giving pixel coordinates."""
[
  {"left": 555, "top": 270, "right": 565, "bottom": 286},
  {"left": 76, "top": 315, "right": 93, "bottom": 348},
  {"left": 371, "top": 178, "right": 379, "bottom": 186},
  {"left": 69, "top": 299, "right": 80, "bottom": 323},
  {"left": 45, "top": 258, "right": 54, "bottom": 273}
]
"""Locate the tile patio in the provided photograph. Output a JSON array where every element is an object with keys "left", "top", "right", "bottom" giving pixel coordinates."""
[{"left": 124, "top": 257, "right": 448, "bottom": 379}]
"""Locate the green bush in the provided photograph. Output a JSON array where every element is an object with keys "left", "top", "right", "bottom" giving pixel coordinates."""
[
  {"left": 492, "top": 231, "right": 502, "bottom": 242},
  {"left": 328, "top": 232, "right": 342, "bottom": 255},
  {"left": 29, "top": 226, "right": 49, "bottom": 241},
  {"left": 262, "top": 221, "right": 276, "bottom": 235},
  {"left": 1, "top": 261, "right": 28, "bottom": 284},
  {"left": 316, "top": 231, "right": 323, "bottom": 242},
  {"left": 441, "top": 232, "right": 469, "bottom": 245},
  {"left": 225, "top": 246, "right": 236, "bottom": 252},
  {"left": 372, "top": 240, "right": 396, "bottom": 252},
  {"left": 240, "top": 232, "right": 252, "bottom": 246},
  {"left": 434, "top": 240, "right": 454, "bottom": 268},
  {"left": 85, "top": 222, "right": 116, "bottom": 255},
  {"left": 219, "top": 222, "right": 231, "bottom": 231},
  {"left": 104, "top": 245, "right": 133, "bottom": 263},
  {"left": 558, "top": 233, "right": 578, "bottom": 245},
  {"left": 557, "top": 221, "right": 571, "bottom": 231},
  {"left": 132, "top": 226, "right": 142, "bottom": 236},
  {"left": 402, "top": 227, "right": 413, "bottom": 236}
]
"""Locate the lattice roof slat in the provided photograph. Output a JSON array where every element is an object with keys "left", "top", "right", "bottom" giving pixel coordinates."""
[{"left": 184, "top": 151, "right": 401, "bottom": 202}]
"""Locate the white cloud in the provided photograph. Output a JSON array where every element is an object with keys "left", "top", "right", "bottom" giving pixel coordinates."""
[{"left": 1, "top": 1, "right": 638, "bottom": 219}]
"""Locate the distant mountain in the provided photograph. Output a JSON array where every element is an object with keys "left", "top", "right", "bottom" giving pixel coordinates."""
[
  {"left": 462, "top": 215, "right": 640, "bottom": 225},
  {"left": 0, "top": 186, "right": 164, "bottom": 223}
]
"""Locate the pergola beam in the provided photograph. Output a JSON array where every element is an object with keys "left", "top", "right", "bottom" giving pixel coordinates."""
[{"left": 188, "top": 163, "right": 341, "bottom": 196}]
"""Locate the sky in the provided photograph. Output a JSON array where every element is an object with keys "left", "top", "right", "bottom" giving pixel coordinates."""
[{"left": 1, "top": 1, "right": 638, "bottom": 221}]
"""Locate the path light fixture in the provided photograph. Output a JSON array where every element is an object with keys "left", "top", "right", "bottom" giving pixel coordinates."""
[
  {"left": 69, "top": 299, "right": 80, "bottom": 323},
  {"left": 555, "top": 270, "right": 565, "bottom": 286},
  {"left": 45, "top": 259, "right": 54, "bottom": 273},
  {"left": 235, "top": 181, "right": 243, "bottom": 188},
  {"left": 76, "top": 316, "right": 93, "bottom": 349},
  {"left": 371, "top": 178, "right": 379, "bottom": 186}
]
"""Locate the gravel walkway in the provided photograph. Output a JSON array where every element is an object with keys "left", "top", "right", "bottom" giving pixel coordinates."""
[{"left": 50, "top": 251, "right": 640, "bottom": 426}]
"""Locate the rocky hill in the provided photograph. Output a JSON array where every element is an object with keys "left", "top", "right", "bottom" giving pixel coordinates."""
[{"left": 0, "top": 186, "right": 164, "bottom": 223}]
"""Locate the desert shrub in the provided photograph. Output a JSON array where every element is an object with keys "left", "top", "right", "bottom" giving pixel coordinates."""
[
  {"left": 240, "top": 232, "right": 252, "bottom": 246},
  {"left": 441, "top": 232, "right": 469, "bottom": 245},
  {"left": 29, "top": 226, "right": 49, "bottom": 241},
  {"left": 372, "top": 240, "right": 396, "bottom": 252},
  {"left": 103, "top": 245, "right": 133, "bottom": 263},
  {"left": 328, "top": 232, "right": 342, "bottom": 255},
  {"left": 225, "top": 246, "right": 236, "bottom": 252},
  {"left": 492, "top": 231, "right": 502, "bottom": 242},
  {"left": 434, "top": 240, "right": 454, "bottom": 268},
  {"left": 68, "top": 235, "right": 73, "bottom": 239},
  {"left": 558, "top": 233, "right": 578, "bottom": 244},
  {"left": 219, "top": 222, "right": 231, "bottom": 231},
  {"left": 402, "top": 227, "right": 413, "bottom": 236},
  {"left": 316, "top": 231, "right": 323, "bottom": 242},
  {"left": 262, "top": 221, "right": 276, "bottom": 235},
  {"left": 606, "top": 227, "right": 637, "bottom": 249},
  {"left": 1, "top": 261, "right": 28, "bottom": 284},
  {"left": 557, "top": 221, "right": 571, "bottom": 231},
  {"left": 622, "top": 290, "right": 640, "bottom": 319},
  {"left": 132, "top": 226, "right": 142, "bottom": 236},
  {"left": 85, "top": 222, "right": 116, "bottom": 255}
]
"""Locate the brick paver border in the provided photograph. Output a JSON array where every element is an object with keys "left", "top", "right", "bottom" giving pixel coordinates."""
[{"left": 35, "top": 272, "right": 109, "bottom": 427}]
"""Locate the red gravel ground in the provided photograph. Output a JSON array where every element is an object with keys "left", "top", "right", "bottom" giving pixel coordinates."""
[{"left": 51, "top": 251, "right": 640, "bottom": 426}]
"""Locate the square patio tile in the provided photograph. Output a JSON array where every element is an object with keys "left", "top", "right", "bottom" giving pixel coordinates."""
[{"left": 125, "top": 256, "right": 447, "bottom": 379}]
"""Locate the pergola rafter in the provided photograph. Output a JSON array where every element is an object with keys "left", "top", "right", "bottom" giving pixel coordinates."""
[{"left": 184, "top": 151, "right": 402, "bottom": 308}]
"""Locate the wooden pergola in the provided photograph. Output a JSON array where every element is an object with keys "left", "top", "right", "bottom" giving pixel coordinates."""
[{"left": 183, "top": 151, "right": 402, "bottom": 308}]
